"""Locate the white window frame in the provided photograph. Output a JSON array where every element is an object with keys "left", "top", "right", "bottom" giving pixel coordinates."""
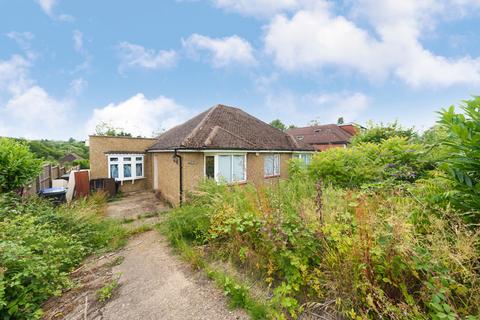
[
  {"left": 264, "top": 154, "right": 281, "bottom": 177},
  {"left": 294, "top": 153, "right": 312, "bottom": 165},
  {"left": 107, "top": 154, "right": 145, "bottom": 182},
  {"left": 203, "top": 153, "right": 247, "bottom": 184}
]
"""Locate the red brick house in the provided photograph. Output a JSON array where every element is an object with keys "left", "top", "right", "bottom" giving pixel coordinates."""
[{"left": 287, "top": 123, "right": 360, "bottom": 151}]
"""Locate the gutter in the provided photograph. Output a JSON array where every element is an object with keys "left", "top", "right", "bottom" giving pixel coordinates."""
[{"left": 173, "top": 148, "right": 183, "bottom": 205}]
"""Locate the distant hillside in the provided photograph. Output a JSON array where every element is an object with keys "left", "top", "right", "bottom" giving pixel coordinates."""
[{"left": 13, "top": 138, "right": 89, "bottom": 163}]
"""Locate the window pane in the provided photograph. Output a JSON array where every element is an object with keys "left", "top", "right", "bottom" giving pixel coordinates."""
[
  {"left": 264, "top": 155, "right": 274, "bottom": 176},
  {"left": 124, "top": 164, "right": 132, "bottom": 178},
  {"left": 135, "top": 157, "right": 142, "bottom": 161},
  {"left": 110, "top": 157, "right": 118, "bottom": 162},
  {"left": 274, "top": 154, "right": 280, "bottom": 175},
  {"left": 305, "top": 154, "right": 312, "bottom": 165},
  {"left": 136, "top": 163, "right": 143, "bottom": 177},
  {"left": 217, "top": 155, "right": 232, "bottom": 183},
  {"left": 110, "top": 164, "right": 118, "bottom": 179},
  {"left": 123, "top": 157, "right": 131, "bottom": 162},
  {"left": 232, "top": 155, "right": 245, "bottom": 181},
  {"left": 205, "top": 156, "right": 215, "bottom": 179}
]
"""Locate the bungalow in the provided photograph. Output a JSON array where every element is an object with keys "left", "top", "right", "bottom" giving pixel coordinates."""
[
  {"left": 287, "top": 123, "right": 360, "bottom": 151},
  {"left": 89, "top": 104, "right": 314, "bottom": 206}
]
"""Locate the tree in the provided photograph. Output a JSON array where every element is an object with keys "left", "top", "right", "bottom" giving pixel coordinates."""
[
  {"left": 351, "top": 121, "right": 417, "bottom": 145},
  {"left": 95, "top": 122, "right": 132, "bottom": 137},
  {"left": 269, "top": 119, "right": 287, "bottom": 132},
  {"left": 0, "top": 138, "right": 42, "bottom": 193},
  {"left": 337, "top": 117, "right": 344, "bottom": 125}
]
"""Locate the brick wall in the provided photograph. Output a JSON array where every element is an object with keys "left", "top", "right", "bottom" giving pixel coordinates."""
[
  {"left": 88, "top": 135, "right": 157, "bottom": 193},
  {"left": 246, "top": 152, "right": 291, "bottom": 186}
]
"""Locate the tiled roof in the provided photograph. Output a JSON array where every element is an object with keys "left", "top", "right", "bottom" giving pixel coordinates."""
[
  {"left": 148, "top": 104, "right": 314, "bottom": 151},
  {"left": 287, "top": 124, "right": 354, "bottom": 144}
]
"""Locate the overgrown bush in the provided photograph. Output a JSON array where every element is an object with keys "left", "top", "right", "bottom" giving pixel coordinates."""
[
  {"left": 0, "top": 138, "right": 42, "bottom": 193},
  {"left": 308, "top": 137, "right": 432, "bottom": 188},
  {"left": 0, "top": 193, "right": 126, "bottom": 319},
  {"left": 351, "top": 121, "right": 418, "bottom": 145},
  {"left": 164, "top": 178, "right": 480, "bottom": 319},
  {"left": 73, "top": 158, "right": 90, "bottom": 169},
  {"left": 438, "top": 97, "right": 480, "bottom": 223}
]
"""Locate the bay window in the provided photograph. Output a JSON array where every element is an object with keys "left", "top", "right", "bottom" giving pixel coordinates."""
[
  {"left": 108, "top": 154, "right": 144, "bottom": 181},
  {"left": 204, "top": 154, "right": 246, "bottom": 183},
  {"left": 264, "top": 154, "right": 280, "bottom": 177}
]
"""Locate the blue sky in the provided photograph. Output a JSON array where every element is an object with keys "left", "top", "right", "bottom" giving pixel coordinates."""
[{"left": 0, "top": 0, "right": 479, "bottom": 139}]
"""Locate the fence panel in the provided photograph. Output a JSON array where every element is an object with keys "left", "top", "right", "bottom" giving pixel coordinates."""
[{"left": 22, "top": 164, "right": 81, "bottom": 197}]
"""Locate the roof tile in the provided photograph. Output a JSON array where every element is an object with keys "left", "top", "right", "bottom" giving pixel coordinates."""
[{"left": 148, "top": 104, "right": 314, "bottom": 151}]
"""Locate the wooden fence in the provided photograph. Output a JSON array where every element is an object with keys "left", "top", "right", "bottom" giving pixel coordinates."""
[{"left": 22, "top": 164, "right": 80, "bottom": 196}]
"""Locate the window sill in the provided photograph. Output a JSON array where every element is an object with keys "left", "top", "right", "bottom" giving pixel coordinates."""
[
  {"left": 215, "top": 180, "right": 247, "bottom": 186},
  {"left": 115, "top": 177, "right": 145, "bottom": 182},
  {"left": 228, "top": 180, "right": 248, "bottom": 186},
  {"left": 264, "top": 175, "right": 281, "bottom": 179}
]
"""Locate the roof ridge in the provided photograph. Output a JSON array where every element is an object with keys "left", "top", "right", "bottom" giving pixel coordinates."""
[
  {"left": 204, "top": 125, "right": 220, "bottom": 146},
  {"left": 204, "top": 125, "right": 258, "bottom": 147},
  {"left": 285, "top": 132, "right": 301, "bottom": 148},
  {"left": 182, "top": 104, "right": 220, "bottom": 146}
]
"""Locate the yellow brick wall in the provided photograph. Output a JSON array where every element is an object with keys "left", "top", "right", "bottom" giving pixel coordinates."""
[
  {"left": 152, "top": 152, "right": 179, "bottom": 205},
  {"left": 246, "top": 152, "right": 292, "bottom": 186},
  {"left": 88, "top": 135, "right": 157, "bottom": 193},
  {"left": 152, "top": 152, "right": 205, "bottom": 206}
]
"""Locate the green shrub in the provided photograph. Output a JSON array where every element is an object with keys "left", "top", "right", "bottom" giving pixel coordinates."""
[
  {"left": 0, "top": 193, "right": 126, "bottom": 319},
  {"left": 72, "top": 158, "right": 90, "bottom": 169},
  {"left": 308, "top": 137, "right": 432, "bottom": 188},
  {"left": 438, "top": 97, "right": 480, "bottom": 222},
  {"left": 0, "top": 138, "right": 42, "bottom": 193}
]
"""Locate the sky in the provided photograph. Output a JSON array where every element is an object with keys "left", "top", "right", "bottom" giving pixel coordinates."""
[{"left": 0, "top": 0, "right": 479, "bottom": 140}]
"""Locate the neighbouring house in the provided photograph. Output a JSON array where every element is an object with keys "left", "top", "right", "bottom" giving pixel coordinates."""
[
  {"left": 287, "top": 123, "right": 360, "bottom": 151},
  {"left": 89, "top": 104, "right": 314, "bottom": 206},
  {"left": 59, "top": 152, "right": 82, "bottom": 164}
]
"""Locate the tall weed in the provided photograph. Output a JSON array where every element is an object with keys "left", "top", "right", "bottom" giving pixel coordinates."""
[{"left": 165, "top": 178, "right": 480, "bottom": 319}]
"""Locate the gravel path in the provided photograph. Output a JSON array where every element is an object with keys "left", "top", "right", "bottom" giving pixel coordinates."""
[
  {"left": 101, "top": 192, "right": 248, "bottom": 320},
  {"left": 101, "top": 231, "right": 248, "bottom": 320}
]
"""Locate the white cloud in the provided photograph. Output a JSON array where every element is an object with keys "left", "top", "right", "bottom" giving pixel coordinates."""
[
  {"left": 35, "top": 0, "right": 73, "bottom": 21},
  {"left": 264, "top": 90, "right": 369, "bottom": 125},
  {"left": 2, "top": 86, "right": 71, "bottom": 139},
  {"left": 117, "top": 42, "right": 177, "bottom": 73},
  {"left": 73, "top": 30, "right": 84, "bottom": 53},
  {"left": 6, "top": 31, "right": 34, "bottom": 51},
  {"left": 0, "top": 55, "right": 32, "bottom": 95},
  {"left": 0, "top": 55, "right": 75, "bottom": 139},
  {"left": 69, "top": 78, "right": 87, "bottom": 96},
  {"left": 36, "top": 0, "right": 57, "bottom": 16},
  {"left": 72, "top": 30, "right": 92, "bottom": 72},
  {"left": 183, "top": 34, "right": 257, "bottom": 68},
  {"left": 86, "top": 94, "right": 189, "bottom": 137},
  {"left": 211, "top": 0, "right": 323, "bottom": 18},
  {"left": 264, "top": 1, "right": 480, "bottom": 87},
  {"left": 305, "top": 92, "right": 369, "bottom": 123}
]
